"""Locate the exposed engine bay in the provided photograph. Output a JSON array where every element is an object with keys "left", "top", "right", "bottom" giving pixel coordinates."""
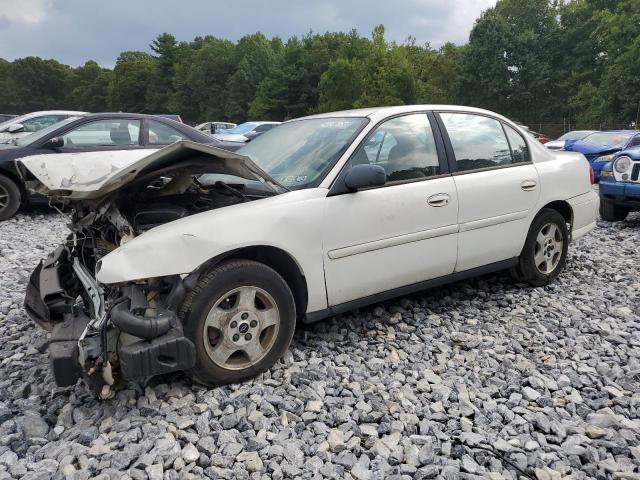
[{"left": 20, "top": 142, "right": 282, "bottom": 397}]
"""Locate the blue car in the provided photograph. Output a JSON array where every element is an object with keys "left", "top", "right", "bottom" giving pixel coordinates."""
[
  {"left": 599, "top": 147, "right": 640, "bottom": 221},
  {"left": 564, "top": 130, "right": 640, "bottom": 181}
]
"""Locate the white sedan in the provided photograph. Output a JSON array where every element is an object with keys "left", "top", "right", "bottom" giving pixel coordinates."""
[
  {"left": 0, "top": 110, "right": 86, "bottom": 143},
  {"left": 20, "top": 105, "right": 598, "bottom": 395}
]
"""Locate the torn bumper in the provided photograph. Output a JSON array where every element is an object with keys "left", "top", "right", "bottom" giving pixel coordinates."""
[{"left": 25, "top": 248, "right": 196, "bottom": 387}]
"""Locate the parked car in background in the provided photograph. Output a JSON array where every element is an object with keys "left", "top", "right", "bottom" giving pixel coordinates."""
[
  {"left": 531, "top": 130, "right": 551, "bottom": 144},
  {"left": 564, "top": 130, "right": 640, "bottom": 181},
  {"left": 515, "top": 124, "right": 551, "bottom": 145},
  {"left": 0, "top": 112, "right": 231, "bottom": 220},
  {"left": 598, "top": 147, "right": 640, "bottom": 221},
  {"left": 214, "top": 121, "right": 280, "bottom": 143},
  {"left": 0, "top": 110, "right": 86, "bottom": 144},
  {"left": 545, "top": 130, "right": 598, "bottom": 150},
  {"left": 195, "top": 121, "right": 237, "bottom": 135},
  {"left": 155, "top": 114, "right": 183, "bottom": 123},
  {"left": 0, "top": 114, "right": 17, "bottom": 123},
  {"left": 21, "top": 105, "right": 598, "bottom": 395}
]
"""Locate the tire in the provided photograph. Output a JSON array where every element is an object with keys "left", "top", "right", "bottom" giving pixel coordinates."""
[
  {"left": 0, "top": 174, "right": 21, "bottom": 221},
  {"left": 179, "top": 259, "right": 296, "bottom": 386},
  {"left": 599, "top": 198, "right": 629, "bottom": 222},
  {"left": 512, "top": 209, "right": 569, "bottom": 287}
]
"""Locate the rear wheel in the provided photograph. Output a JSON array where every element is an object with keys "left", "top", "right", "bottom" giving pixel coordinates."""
[
  {"left": 0, "top": 174, "right": 21, "bottom": 221},
  {"left": 179, "top": 259, "right": 296, "bottom": 386},
  {"left": 512, "top": 209, "right": 569, "bottom": 287},
  {"left": 599, "top": 198, "right": 629, "bottom": 222}
]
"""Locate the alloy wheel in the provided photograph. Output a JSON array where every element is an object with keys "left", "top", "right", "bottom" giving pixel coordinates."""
[
  {"left": 202, "top": 286, "right": 280, "bottom": 370},
  {"left": 534, "top": 222, "right": 564, "bottom": 274},
  {"left": 0, "top": 184, "right": 8, "bottom": 210}
]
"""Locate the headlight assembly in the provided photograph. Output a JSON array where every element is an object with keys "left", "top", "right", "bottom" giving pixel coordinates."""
[
  {"left": 593, "top": 154, "right": 613, "bottom": 163},
  {"left": 614, "top": 156, "right": 632, "bottom": 173}
]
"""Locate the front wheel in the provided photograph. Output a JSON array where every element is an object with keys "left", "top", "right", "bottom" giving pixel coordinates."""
[
  {"left": 0, "top": 174, "right": 21, "bottom": 221},
  {"left": 599, "top": 198, "right": 629, "bottom": 222},
  {"left": 512, "top": 209, "right": 569, "bottom": 287},
  {"left": 179, "top": 259, "right": 296, "bottom": 386}
]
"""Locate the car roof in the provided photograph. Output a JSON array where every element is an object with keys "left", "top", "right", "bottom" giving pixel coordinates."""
[
  {"left": 294, "top": 105, "right": 517, "bottom": 124},
  {"left": 592, "top": 130, "right": 638, "bottom": 134},
  {"left": 80, "top": 112, "right": 181, "bottom": 120}
]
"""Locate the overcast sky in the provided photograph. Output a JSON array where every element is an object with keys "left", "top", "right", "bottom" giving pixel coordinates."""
[{"left": 0, "top": 0, "right": 496, "bottom": 67}]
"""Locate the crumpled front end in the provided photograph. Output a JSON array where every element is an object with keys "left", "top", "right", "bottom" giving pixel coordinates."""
[
  {"left": 20, "top": 141, "right": 281, "bottom": 396},
  {"left": 24, "top": 239, "right": 197, "bottom": 397}
]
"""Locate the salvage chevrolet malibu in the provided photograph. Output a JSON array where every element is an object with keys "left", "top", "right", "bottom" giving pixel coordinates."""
[{"left": 20, "top": 106, "right": 599, "bottom": 397}]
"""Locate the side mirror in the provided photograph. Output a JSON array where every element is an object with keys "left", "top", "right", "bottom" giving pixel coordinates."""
[
  {"left": 344, "top": 164, "right": 386, "bottom": 192},
  {"left": 7, "top": 123, "right": 24, "bottom": 133},
  {"left": 43, "top": 136, "right": 64, "bottom": 149}
]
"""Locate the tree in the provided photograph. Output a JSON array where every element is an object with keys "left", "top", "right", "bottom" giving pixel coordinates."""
[
  {"left": 146, "top": 33, "right": 181, "bottom": 112},
  {"left": 224, "top": 33, "right": 277, "bottom": 121},
  {"left": 67, "top": 61, "right": 112, "bottom": 112},
  {"left": 109, "top": 51, "right": 155, "bottom": 113},
  {"left": 458, "top": 0, "right": 562, "bottom": 123},
  {"left": 171, "top": 36, "right": 236, "bottom": 122},
  {"left": 2, "top": 57, "right": 73, "bottom": 112}
]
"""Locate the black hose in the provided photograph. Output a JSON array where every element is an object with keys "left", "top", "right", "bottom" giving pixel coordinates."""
[{"left": 111, "top": 300, "right": 173, "bottom": 340}]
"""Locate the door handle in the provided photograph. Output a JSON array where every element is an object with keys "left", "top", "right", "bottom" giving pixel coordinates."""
[
  {"left": 427, "top": 193, "right": 450, "bottom": 207},
  {"left": 521, "top": 180, "right": 537, "bottom": 192}
]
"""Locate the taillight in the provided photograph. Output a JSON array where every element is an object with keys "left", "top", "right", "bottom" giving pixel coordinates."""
[{"left": 589, "top": 167, "right": 595, "bottom": 185}]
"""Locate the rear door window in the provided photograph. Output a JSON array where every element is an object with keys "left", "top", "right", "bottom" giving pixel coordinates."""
[
  {"left": 147, "top": 120, "right": 188, "bottom": 145},
  {"left": 439, "top": 113, "right": 513, "bottom": 172}
]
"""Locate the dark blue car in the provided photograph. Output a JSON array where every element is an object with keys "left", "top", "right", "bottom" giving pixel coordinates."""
[
  {"left": 599, "top": 147, "right": 640, "bottom": 221},
  {"left": 564, "top": 130, "right": 640, "bottom": 181}
]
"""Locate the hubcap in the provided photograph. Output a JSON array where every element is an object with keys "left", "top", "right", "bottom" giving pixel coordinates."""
[
  {"left": 534, "top": 222, "right": 563, "bottom": 274},
  {"left": 0, "top": 184, "right": 8, "bottom": 210},
  {"left": 202, "top": 286, "right": 279, "bottom": 370}
]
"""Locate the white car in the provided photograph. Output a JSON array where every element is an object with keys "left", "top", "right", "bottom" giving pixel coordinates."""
[
  {"left": 0, "top": 110, "right": 87, "bottom": 143},
  {"left": 195, "top": 121, "right": 237, "bottom": 135},
  {"left": 20, "top": 105, "right": 598, "bottom": 396},
  {"left": 213, "top": 121, "right": 281, "bottom": 142}
]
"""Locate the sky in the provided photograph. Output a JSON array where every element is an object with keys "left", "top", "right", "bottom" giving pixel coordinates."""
[{"left": 0, "top": 0, "right": 496, "bottom": 67}]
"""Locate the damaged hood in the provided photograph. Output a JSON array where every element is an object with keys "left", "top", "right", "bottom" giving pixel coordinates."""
[{"left": 17, "top": 140, "right": 282, "bottom": 200}]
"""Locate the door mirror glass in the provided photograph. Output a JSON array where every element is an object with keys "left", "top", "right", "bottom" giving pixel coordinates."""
[
  {"left": 344, "top": 164, "right": 386, "bottom": 192},
  {"left": 43, "top": 136, "right": 64, "bottom": 149},
  {"left": 7, "top": 123, "right": 24, "bottom": 133}
]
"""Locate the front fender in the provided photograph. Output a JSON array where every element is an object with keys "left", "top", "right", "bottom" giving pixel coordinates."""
[{"left": 95, "top": 188, "right": 329, "bottom": 312}]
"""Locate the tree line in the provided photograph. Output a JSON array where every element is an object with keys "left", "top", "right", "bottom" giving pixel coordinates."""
[{"left": 0, "top": 0, "right": 638, "bottom": 133}]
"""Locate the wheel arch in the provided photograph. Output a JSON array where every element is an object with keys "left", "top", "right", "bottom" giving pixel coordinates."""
[
  {"left": 195, "top": 245, "right": 309, "bottom": 319},
  {"left": 0, "top": 167, "right": 26, "bottom": 200},
  {"left": 539, "top": 200, "right": 573, "bottom": 227}
]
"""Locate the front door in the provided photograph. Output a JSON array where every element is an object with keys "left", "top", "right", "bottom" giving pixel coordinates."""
[{"left": 323, "top": 113, "right": 459, "bottom": 306}]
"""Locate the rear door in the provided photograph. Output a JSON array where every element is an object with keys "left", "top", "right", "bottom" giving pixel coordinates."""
[{"left": 436, "top": 112, "right": 540, "bottom": 272}]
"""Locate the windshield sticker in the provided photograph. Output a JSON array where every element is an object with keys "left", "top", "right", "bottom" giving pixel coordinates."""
[
  {"left": 280, "top": 175, "right": 308, "bottom": 186},
  {"left": 320, "top": 120, "right": 356, "bottom": 129}
]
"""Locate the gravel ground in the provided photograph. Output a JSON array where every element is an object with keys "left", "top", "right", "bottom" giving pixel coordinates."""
[{"left": 0, "top": 210, "right": 639, "bottom": 480}]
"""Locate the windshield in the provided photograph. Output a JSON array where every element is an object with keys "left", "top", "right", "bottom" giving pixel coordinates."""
[
  {"left": 582, "top": 132, "right": 634, "bottom": 148},
  {"left": 558, "top": 131, "right": 594, "bottom": 141},
  {"left": 227, "top": 123, "right": 258, "bottom": 134},
  {"left": 14, "top": 117, "right": 80, "bottom": 147},
  {"left": 238, "top": 117, "right": 368, "bottom": 189},
  {"left": 0, "top": 113, "right": 31, "bottom": 131}
]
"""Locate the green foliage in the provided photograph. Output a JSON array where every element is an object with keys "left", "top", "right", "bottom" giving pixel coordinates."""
[
  {"left": 1, "top": 3, "right": 639, "bottom": 130},
  {"left": 108, "top": 51, "right": 155, "bottom": 113}
]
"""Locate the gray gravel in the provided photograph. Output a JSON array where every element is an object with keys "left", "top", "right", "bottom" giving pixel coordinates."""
[{"left": 0, "top": 210, "right": 639, "bottom": 480}]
